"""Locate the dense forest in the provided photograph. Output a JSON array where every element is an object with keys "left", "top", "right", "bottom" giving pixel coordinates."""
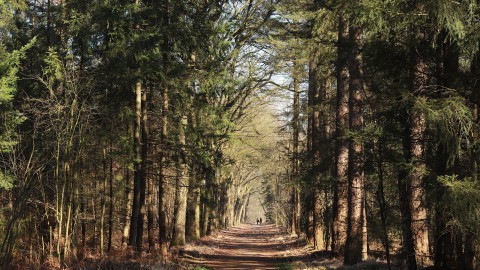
[{"left": 1, "top": 0, "right": 480, "bottom": 269}]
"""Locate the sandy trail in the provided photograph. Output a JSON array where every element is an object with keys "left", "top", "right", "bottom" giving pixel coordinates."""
[{"left": 183, "top": 224, "right": 313, "bottom": 270}]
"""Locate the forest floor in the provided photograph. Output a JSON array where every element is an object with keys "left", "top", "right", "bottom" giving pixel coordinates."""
[
  {"left": 27, "top": 224, "right": 398, "bottom": 269},
  {"left": 181, "top": 224, "right": 396, "bottom": 270}
]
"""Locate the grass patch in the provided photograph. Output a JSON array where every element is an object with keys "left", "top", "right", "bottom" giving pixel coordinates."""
[
  {"left": 275, "top": 262, "right": 294, "bottom": 270},
  {"left": 193, "top": 267, "right": 213, "bottom": 270}
]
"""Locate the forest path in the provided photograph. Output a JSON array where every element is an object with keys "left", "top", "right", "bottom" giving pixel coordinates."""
[{"left": 182, "top": 224, "right": 318, "bottom": 269}]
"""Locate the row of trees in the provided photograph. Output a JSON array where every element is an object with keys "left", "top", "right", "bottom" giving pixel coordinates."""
[
  {"left": 3, "top": 0, "right": 480, "bottom": 269},
  {"left": 0, "top": 0, "right": 282, "bottom": 268},
  {"left": 265, "top": 0, "right": 480, "bottom": 269}
]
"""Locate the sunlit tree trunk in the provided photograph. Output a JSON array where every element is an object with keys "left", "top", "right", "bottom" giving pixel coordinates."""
[
  {"left": 186, "top": 174, "right": 201, "bottom": 241},
  {"left": 122, "top": 168, "right": 132, "bottom": 248},
  {"left": 332, "top": 15, "right": 349, "bottom": 255},
  {"left": 399, "top": 26, "right": 430, "bottom": 270},
  {"left": 410, "top": 29, "right": 430, "bottom": 268},
  {"left": 313, "top": 191, "right": 326, "bottom": 250},
  {"left": 171, "top": 116, "right": 188, "bottom": 246},
  {"left": 158, "top": 0, "right": 170, "bottom": 257},
  {"left": 344, "top": 26, "right": 367, "bottom": 265},
  {"left": 140, "top": 87, "right": 152, "bottom": 251},
  {"left": 290, "top": 59, "right": 301, "bottom": 236},
  {"left": 308, "top": 54, "right": 327, "bottom": 250},
  {"left": 129, "top": 81, "right": 142, "bottom": 249},
  {"left": 108, "top": 144, "right": 114, "bottom": 252}
]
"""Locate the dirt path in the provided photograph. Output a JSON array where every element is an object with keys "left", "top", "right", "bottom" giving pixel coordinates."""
[{"left": 182, "top": 224, "right": 316, "bottom": 270}]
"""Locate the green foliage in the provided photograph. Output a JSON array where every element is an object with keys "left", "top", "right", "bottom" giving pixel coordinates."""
[
  {"left": 414, "top": 94, "right": 474, "bottom": 166},
  {"left": 44, "top": 48, "right": 63, "bottom": 83},
  {"left": 438, "top": 175, "right": 480, "bottom": 232},
  {"left": 0, "top": 171, "right": 13, "bottom": 190},
  {"left": 275, "top": 262, "right": 294, "bottom": 270},
  {"left": 0, "top": 0, "right": 27, "bottom": 33},
  {"left": 0, "top": 35, "right": 34, "bottom": 153}
]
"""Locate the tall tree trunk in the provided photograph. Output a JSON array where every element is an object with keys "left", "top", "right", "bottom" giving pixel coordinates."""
[
  {"left": 309, "top": 54, "right": 329, "bottom": 251},
  {"left": 158, "top": 0, "right": 170, "bottom": 258},
  {"left": 186, "top": 109, "right": 200, "bottom": 241},
  {"left": 398, "top": 27, "right": 430, "bottom": 270},
  {"left": 108, "top": 144, "right": 113, "bottom": 252},
  {"left": 290, "top": 59, "right": 301, "bottom": 236},
  {"left": 243, "top": 193, "right": 250, "bottom": 223},
  {"left": 332, "top": 15, "right": 349, "bottom": 255},
  {"left": 410, "top": 30, "right": 430, "bottom": 268},
  {"left": 140, "top": 87, "right": 152, "bottom": 251},
  {"left": 376, "top": 141, "right": 392, "bottom": 270},
  {"left": 171, "top": 116, "right": 188, "bottom": 246},
  {"left": 200, "top": 191, "right": 208, "bottom": 236},
  {"left": 344, "top": 26, "right": 367, "bottom": 265},
  {"left": 129, "top": 81, "right": 142, "bottom": 248},
  {"left": 398, "top": 120, "right": 418, "bottom": 270},
  {"left": 122, "top": 168, "right": 132, "bottom": 248},
  {"left": 313, "top": 190, "right": 326, "bottom": 250},
  {"left": 186, "top": 171, "right": 201, "bottom": 242},
  {"left": 147, "top": 173, "right": 155, "bottom": 250},
  {"left": 100, "top": 149, "right": 107, "bottom": 256}
]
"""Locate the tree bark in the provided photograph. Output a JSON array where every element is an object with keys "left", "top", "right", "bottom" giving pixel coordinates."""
[
  {"left": 398, "top": 28, "right": 430, "bottom": 270},
  {"left": 313, "top": 190, "right": 326, "bottom": 250},
  {"left": 158, "top": 0, "right": 170, "bottom": 257},
  {"left": 376, "top": 141, "right": 392, "bottom": 270},
  {"left": 139, "top": 87, "right": 152, "bottom": 251},
  {"left": 100, "top": 149, "right": 107, "bottom": 256},
  {"left": 122, "top": 168, "right": 132, "bottom": 248},
  {"left": 108, "top": 144, "right": 113, "bottom": 252},
  {"left": 344, "top": 26, "right": 367, "bottom": 265},
  {"left": 290, "top": 59, "right": 301, "bottom": 236},
  {"left": 186, "top": 171, "right": 201, "bottom": 242},
  {"left": 332, "top": 15, "right": 349, "bottom": 255},
  {"left": 129, "top": 81, "right": 142, "bottom": 249},
  {"left": 171, "top": 116, "right": 189, "bottom": 247},
  {"left": 409, "top": 31, "right": 430, "bottom": 268}
]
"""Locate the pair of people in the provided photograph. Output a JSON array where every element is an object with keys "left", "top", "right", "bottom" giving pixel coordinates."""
[{"left": 256, "top": 217, "right": 263, "bottom": 225}]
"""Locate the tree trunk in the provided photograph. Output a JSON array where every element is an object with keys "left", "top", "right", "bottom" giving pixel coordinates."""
[
  {"left": 108, "top": 145, "right": 113, "bottom": 252},
  {"left": 376, "top": 141, "right": 392, "bottom": 270},
  {"left": 141, "top": 86, "right": 154, "bottom": 251},
  {"left": 309, "top": 49, "right": 329, "bottom": 251},
  {"left": 129, "top": 81, "right": 142, "bottom": 249},
  {"left": 100, "top": 149, "right": 107, "bottom": 256},
  {"left": 332, "top": 15, "right": 349, "bottom": 255},
  {"left": 171, "top": 116, "right": 188, "bottom": 247},
  {"left": 313, "top": 190, "right": 326, "bottom": 250},
  {"left": 398, "top": 125, "right": 418, "bottom": 270},
  {"left": 344, "top": 25, "right": 367, "bottom": 265},
  {"left": 122, "top": 168, "right": 132, "bottom": 248},
  {"left": 200, "top": 191, "right": 208, "bottom": 236},
  {"left": 410, "top": 32, "right": 430, "bottom": 268},
  {"left": 398, "top": 29, "right": 430, "bottom": 270},
  {"left": 291, "top": 59, "right": 301, "bottom": 236},
  {"left": 158, "top": 0, "right": 170, "bottom": 257},
  {"left": 243, "top": 193, "right": 250, "bottom": 224},
  {"left": 186, "top": 171, "right": 200, "bottom": 242}
]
